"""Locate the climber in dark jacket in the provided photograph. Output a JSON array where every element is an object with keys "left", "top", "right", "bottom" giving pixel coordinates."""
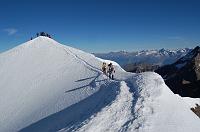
[{"left": 108, "top": 63, "right": 115, "bottom": 80}]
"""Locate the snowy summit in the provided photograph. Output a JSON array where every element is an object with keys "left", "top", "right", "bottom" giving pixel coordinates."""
[{"left": 0, "top": 37, "right": 200, "bottom": 132}]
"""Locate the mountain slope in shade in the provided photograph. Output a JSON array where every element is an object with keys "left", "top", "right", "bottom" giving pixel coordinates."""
[
  {"left": 0, "top": 37, "right": 200, "bottom": 132},
  {"left": 156, "top": 46, "right": 200, "bottom": 97},
  {"left": 94, "top": 48, "right": 191, "bottom": 67}
]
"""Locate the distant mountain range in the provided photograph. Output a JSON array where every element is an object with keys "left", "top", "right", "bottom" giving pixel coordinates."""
[{"left": 94, "top": 48, "right": 191, "bottom": 67}]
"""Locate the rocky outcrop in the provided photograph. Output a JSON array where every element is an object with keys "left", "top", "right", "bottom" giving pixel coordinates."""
[{"left": 191, "top": 104, "right": 200, "bottom": 118}]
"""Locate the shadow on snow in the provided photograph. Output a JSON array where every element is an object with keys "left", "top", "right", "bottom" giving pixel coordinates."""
[
  {"left": 65, "top": 73, "right": 103, "bottom": 93},
  {"left": 20, "top": 81, "right": 120, "bottom": 132},
  {"left": 75, "top": 76, "right": 97, "bottom": 82}
]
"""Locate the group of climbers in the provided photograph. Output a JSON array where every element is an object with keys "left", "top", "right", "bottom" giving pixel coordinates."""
[
  {"left": 36, "top": 32, "right": 52, "bottom": 38},
  {"left": 102, "top": 62, "right": 115, "bottom": 80},
  {"left": 31, "top": 32, "right": 52, "bottom": 40}
]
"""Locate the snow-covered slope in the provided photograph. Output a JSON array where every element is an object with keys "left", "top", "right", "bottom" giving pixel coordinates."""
[
  {"left": 183, "top": 97, "right": 200, "bottom": 108},
  {"left": 0, "top": 37, "right": 126, "bottom": 132},
  {"left": 0, "top": 37, "right": 199, "bottom": 132},
  {"left": 94, "top": 48, "right": 191, "bottom": 66},
  {"left": 130, "top": 73, "right": 200, "bottom": 132}
]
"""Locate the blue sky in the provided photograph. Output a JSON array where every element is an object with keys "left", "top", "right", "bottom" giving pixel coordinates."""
[{"left": 0, "top": 0, "right": 200, "bottom": 53}]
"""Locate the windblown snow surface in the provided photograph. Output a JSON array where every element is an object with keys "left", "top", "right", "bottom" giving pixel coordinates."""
[{"left": 0, "top": 37, "right": 199, "bottom": 132}]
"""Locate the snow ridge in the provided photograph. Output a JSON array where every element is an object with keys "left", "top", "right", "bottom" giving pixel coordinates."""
[
  {"left": 75, "top": 81, "right": 133, "bottom": 132},
  {"left": 1, "top": 37, "right": 200, "bottom": 132}
]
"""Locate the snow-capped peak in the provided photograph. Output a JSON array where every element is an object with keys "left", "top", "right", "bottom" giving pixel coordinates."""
[{"left": 0, "top": 38, "right": 200, "bottom": 132}]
